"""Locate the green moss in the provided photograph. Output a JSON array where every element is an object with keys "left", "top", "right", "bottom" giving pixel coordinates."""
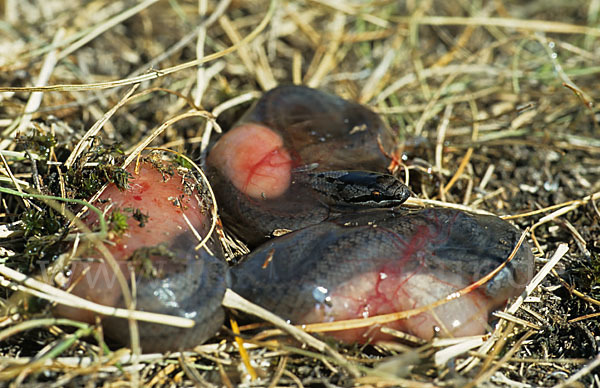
[
  {"left": 65, "top": 164, "right": 131, "bottom": 198},
  {"left": 19, "top": 234, "right": 66, "bottom": 273},
  {"left": 63, "top": 141, "right": 131, "bottom": 198},
  {"left": 131, "top": 208, "right": 149, "bottom": 227},
  {"left": 18, "top": 131, "right": 57, "bottom": 160},
  {"left": 108, "top": 209, "right": 129, "bottom": 235},
  {"left": 174, "top": 154, "right": 193, "bottom": 170},
  {"left": 107, "top": 206, "right": 149, "bottom": 235},
  {"left": 21, "top": 208, "right": 61, "bottom": 238},
  {"left": 103, "top": 166, "right": 131, "bottom": 191}
]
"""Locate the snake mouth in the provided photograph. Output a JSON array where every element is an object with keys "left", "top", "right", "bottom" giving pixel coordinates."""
[{"left": 342, "top": 193, "right": 406, "bottom": 207}]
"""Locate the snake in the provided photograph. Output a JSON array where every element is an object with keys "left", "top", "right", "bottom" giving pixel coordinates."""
[
  {"left": 58, "top": 86, "right": 534, "bottom": 352},
  {"left": 204, "top": 85, "right": 409, "bottom": 246}
]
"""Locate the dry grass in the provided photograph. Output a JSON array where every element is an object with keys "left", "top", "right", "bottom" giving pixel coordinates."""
[{"left": 1, "top": 0, "right": 599, "bottom": 386}]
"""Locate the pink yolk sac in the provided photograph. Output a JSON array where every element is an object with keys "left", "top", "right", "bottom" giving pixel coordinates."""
[
  {"left": 230, "top": 208, "right": 535, "bottom": 343},
  {"left": 303, "top": 269, "right": 491, "bottom": 342},
  {"left": 55, "top": 161, "right": 227, "bottom": 352},
  {"left": 207, "top": 123, "right": 293, "bottom": 200}
]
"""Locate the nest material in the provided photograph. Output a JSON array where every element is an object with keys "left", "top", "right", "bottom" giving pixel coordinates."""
[{"left": 0, "top": 0, "right": 599, "bottom": 386}]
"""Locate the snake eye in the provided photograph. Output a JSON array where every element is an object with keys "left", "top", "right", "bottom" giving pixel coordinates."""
[{"left": 372, "top": 190, "right": 381, "bottom": 196}]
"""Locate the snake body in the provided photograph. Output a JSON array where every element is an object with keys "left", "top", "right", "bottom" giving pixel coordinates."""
[
  {"left": 206, "top": 85, "right": 407, "bottom": 245},
  {"left": 230, "top": 207, "right": 533, "bottom": 340}
]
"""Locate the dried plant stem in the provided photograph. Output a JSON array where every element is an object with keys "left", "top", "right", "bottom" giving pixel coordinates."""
[
  {"left": 394, "top": 16, "right": 600, "bottom": 36},
  {"left": 221, "top": 289, "right": 361, "bottom": 378},
  {"left": 0, "top": 265, "right": 194, "bottom": 328}
]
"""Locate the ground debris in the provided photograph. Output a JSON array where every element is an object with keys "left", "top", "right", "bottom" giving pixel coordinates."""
[{"left": 0, "top": 0, "right": 599, "bottom": 386}]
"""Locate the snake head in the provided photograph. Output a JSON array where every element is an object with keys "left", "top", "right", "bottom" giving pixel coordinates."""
[{"left": 300, "top": 170, "right": 410, "bottom": 208}]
